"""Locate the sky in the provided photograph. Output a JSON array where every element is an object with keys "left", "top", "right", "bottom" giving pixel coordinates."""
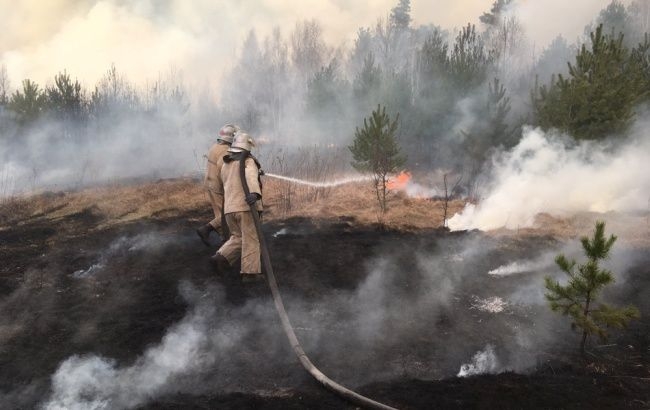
[{"left": 0, "top": 0, "right": 617, "bottom": 92}]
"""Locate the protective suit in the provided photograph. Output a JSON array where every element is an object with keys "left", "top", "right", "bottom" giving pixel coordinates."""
[
  {"left": 204, "top": 142, "right": 230, "bottom": 232},
  {"left": 213, "top": 133, "right": 263, "bottom": 277},
  {"left": 197, "top": 124, "right": 238, "bottom": 245}
]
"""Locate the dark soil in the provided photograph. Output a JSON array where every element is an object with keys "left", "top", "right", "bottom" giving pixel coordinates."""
[{"left": 0, "top": 206, "right": 648, "bottom": 409}]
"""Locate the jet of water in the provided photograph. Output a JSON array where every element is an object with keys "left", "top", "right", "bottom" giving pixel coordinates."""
[{"left": 264, "top": 172, "right": 372, "bottom": 188}]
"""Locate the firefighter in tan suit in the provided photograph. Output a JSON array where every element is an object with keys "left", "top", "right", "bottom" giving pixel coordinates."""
[
  {"left": 211, "top": 132, "right": 264, "bottom": 281},
  {"left": 196, "top": 124, "right": 239, "bottom": 246}
]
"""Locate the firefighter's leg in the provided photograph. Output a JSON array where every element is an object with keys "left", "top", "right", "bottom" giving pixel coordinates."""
[
  {"left": 239, "top": 211, "right": 261, "bottom": 274},
  {"left": 216, "top": 213, "right": 242, "bottom": 265}
]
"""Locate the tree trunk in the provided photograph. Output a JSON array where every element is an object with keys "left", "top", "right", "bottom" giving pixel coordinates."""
[
  {"left": 580, "top": 292, "right": 592, "bottom": 354},
  {"left": 381, "top": 174, "right": 387, "bottom": 213}
]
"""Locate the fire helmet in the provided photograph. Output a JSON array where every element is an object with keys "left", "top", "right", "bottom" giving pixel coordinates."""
[
  {"left": 217, "top": 124, "right": 239, "bottom": 144},
  {"left": 228, "top": 132, "right": 255, "bottom": 153}
]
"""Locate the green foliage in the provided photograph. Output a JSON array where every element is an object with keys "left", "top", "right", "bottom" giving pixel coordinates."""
[
  {"left": 462, "top": 77, "right": 516, "bottom": 162},
  {"left": 349, "top": 104, "right": 405, "bottom": 213},
  {"left": 545, "top": 221, "right": 640, "bottom": 353},
  {"left": 479, "top": 0, "right": 514, "bottom": 27},
  {"left": 449, "top": 24, "right": 493, "bottom": 93},
  {"left": 630, "top": 33, "right": 650, "bottom": 97},
  {"left": 47, "top": 71, "right": 85, "bottom": 121},
  {"left": 306, "top": 60, "right": 350, "bottom": 136},
  {"left": 533, "top": 24, "right": 647, "bottom": 140},
  {"left": 418, "top": 30, "right": 449, "bottom": 98},
  {"left": 389, "top": 0, "right": 412, "bottom": 31},
  {"left": 8, "top": 79, "right": 47, "bottom": 126},
  {"left": 353, "top": 53, "right": 382, "bottom": 106}
]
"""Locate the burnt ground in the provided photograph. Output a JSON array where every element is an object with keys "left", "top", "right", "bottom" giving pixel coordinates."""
[{"left": 0, "top": 204, "right": 649, "bottom": 409}]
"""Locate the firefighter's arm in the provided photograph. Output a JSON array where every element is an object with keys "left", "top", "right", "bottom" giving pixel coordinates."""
[{"left": 244, "top": 157, "right": 262, "bottom": 197}]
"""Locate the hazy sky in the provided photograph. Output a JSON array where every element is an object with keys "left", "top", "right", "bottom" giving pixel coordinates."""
[{"left": 0, "top": 0, "right": 616, "bottom": 90}]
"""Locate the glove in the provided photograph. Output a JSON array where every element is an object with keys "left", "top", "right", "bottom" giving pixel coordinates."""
[
  {"left": 246, "top": 193, "right": 260, "bottom": 205},
  {"left": 214, "top": 227, "right": 227, "bottom": 243}
]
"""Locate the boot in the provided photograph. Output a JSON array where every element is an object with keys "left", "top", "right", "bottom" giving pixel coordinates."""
[
  {"left": 196, "top": 224, "right": 214, "bottom": 246},
  {"left": 241, "top": 273, "right": 265, "bottom": 283},
  {"left": 210, "top": 253, "right": 231, "bottom": 273}
]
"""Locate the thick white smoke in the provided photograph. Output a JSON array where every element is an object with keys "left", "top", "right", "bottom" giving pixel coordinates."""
[
  {"left": 1, "top": 0, "right": 614, "bottom": 87},
  {"left": 449, "top": 126, "right": 650, "bottom": 231},
  {"left": 457, "top": 345, "right": 500, "bottom": 377},
  {"left": 42, "top": 284, "right": 245, "bottom": 410}
]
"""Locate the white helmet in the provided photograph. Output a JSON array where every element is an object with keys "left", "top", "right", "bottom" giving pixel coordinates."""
[
  {"left": 217, "top": 124, "right": 239, "bottom": 144},
  {"left": 228, "top": 132, "right": 255, "bottom": 153}
]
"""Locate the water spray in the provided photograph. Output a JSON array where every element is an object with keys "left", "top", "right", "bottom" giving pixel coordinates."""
[
  {"left": 264, "top": 172, "right": 372, "bottom": 188},
  {"left": 242, "top": 162, "right": 397, "bottom": 410}
]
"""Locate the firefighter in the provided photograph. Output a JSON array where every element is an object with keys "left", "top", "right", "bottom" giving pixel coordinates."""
[
  {"left": 212, "top": 132, "right": 264, "bottom": 282},
  {"left": 196, "top": 124, "right": 239, "bottom": 246}
]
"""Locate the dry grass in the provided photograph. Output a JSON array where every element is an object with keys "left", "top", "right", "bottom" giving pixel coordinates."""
[
  {"left": 262, "top": 178, "right": 465, "bottom": 230},
  {"left": 1, "top": 178, "right": 648, "bottom": 247},
  {"left": 0, "top": 178, "right": 207, "bottom": 230},
  {"left": 488, "top": 211, "right": 650, "bottom": 247}
]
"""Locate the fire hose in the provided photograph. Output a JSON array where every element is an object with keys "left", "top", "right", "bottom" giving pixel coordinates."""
[{"left": 239, "top": 157, "right": 398, "bottom": 410}]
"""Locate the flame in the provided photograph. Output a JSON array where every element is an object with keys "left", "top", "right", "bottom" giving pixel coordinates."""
[{"left": 387, "top": 171, "right": 411, "bottom": 191}]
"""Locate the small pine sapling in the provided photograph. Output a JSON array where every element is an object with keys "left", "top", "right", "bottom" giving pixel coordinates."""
[{"left": 544, "top": 221, "right": 640, "bottom": 353}]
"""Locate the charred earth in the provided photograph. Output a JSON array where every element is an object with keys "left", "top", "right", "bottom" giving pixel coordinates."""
[{"left": 0, "top": 183, "right": 649, "bottom": 409}]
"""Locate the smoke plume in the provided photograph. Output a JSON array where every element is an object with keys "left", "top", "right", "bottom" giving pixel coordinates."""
[
  {"left": 42, "top": 283, "right": 244, "bottom": 410},
  {"left": 1, "top": 0, "right": 614, "bottom": 87},
  {"left": 449, "top": 126, "right": 650, "bottom": 231}
]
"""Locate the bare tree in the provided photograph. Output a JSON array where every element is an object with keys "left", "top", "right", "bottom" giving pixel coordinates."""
[
  {"left": 375, "top": 16, "right": 396, "bottom": 67},
  {"left": 440, "top": 172, "right": 463, "bottom": 228},
  {"left": 291, "top": 20, "right": 328, "bottom": 83},
  {"left": 0, "top": 64, "right": 9, "bottom": 106},
  {"left": 263, "top": 27, "right": 289, "bottom": 137}
]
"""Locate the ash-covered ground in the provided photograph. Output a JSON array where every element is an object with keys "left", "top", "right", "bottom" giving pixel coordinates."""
[{"left": 0, "top": 204, "right": 649, "bottom": 409}]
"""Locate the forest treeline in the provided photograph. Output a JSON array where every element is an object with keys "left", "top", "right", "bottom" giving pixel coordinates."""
[{"left": 1, "top": 0, "right": 649, "bottom": 183}]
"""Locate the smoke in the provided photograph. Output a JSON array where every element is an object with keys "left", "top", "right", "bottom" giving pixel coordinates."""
[
  {"left": 72, "top": 233, "right": 178, "bottom": 278},
  {"left": 488, "top": 252, "right": 556, "bottom": 277},
  {"left": 0, "top": 221, "right": 642, "bottom": 408},
  {"left": 515, "top": 0, "right": 620, "bottom": 46},
  {"left": 0, "top": 0, "right": 616, "bottom": 87},
  {"left": 457, "top": 345, "right": 500, "bottom": 377},
  {"left": 449, "top": 126, "right": 650, "bottom": 231},
  {"left": 42, "top": 283, "right": 244, "bottom": 410},
  {"left": 0, "top": 0, "right": 401, "bottom": 87},
  {"left": 0, "top": 95, "right": 205, "bottom": 195},
  {"left": 0, "top": 0, "right": 629, "bottom": 196}
]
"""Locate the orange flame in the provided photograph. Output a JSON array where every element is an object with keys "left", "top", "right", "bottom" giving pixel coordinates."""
[{"left": 387, "top": 171, "right": 411, "bottom": 191}]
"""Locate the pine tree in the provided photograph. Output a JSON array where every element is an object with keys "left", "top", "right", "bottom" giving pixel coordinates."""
[
  {"left": 352, "top": 53, "right": 382, "bottom": 108},
  {"left": 545, "top": 221, "right": 640, "bottom": 354},
  {"left": 449, "top": 24, "right": 493, "bottom": 93},
  {"left": 479, "top": 0, "right": 514, "bottom": 27},
  {"left": 349, "top": 104, "right": 405, "bottom": 213},
  {"left": 418, "top": 30, "right": 449, "bottom": 98},
  {"left": 306, "top": 59, "right": 349, "bottom": 138},
  {"left": 630, "top": 33, "right": 650, "bottom": 98},
  {"left": 389, "top": 0, "right": 412, "bottom": 31},
  {"left": 534, "top": 24, "right": 646, "bottom": 139},
  {"left": 46, "top": 71, "right": 86, "bottom": 138},
  {"left": 8, "top": 79, "right": 47, "bottom": 126},
  {"left": 462, "top": 77, "right": 515, "bottom": 162}
]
